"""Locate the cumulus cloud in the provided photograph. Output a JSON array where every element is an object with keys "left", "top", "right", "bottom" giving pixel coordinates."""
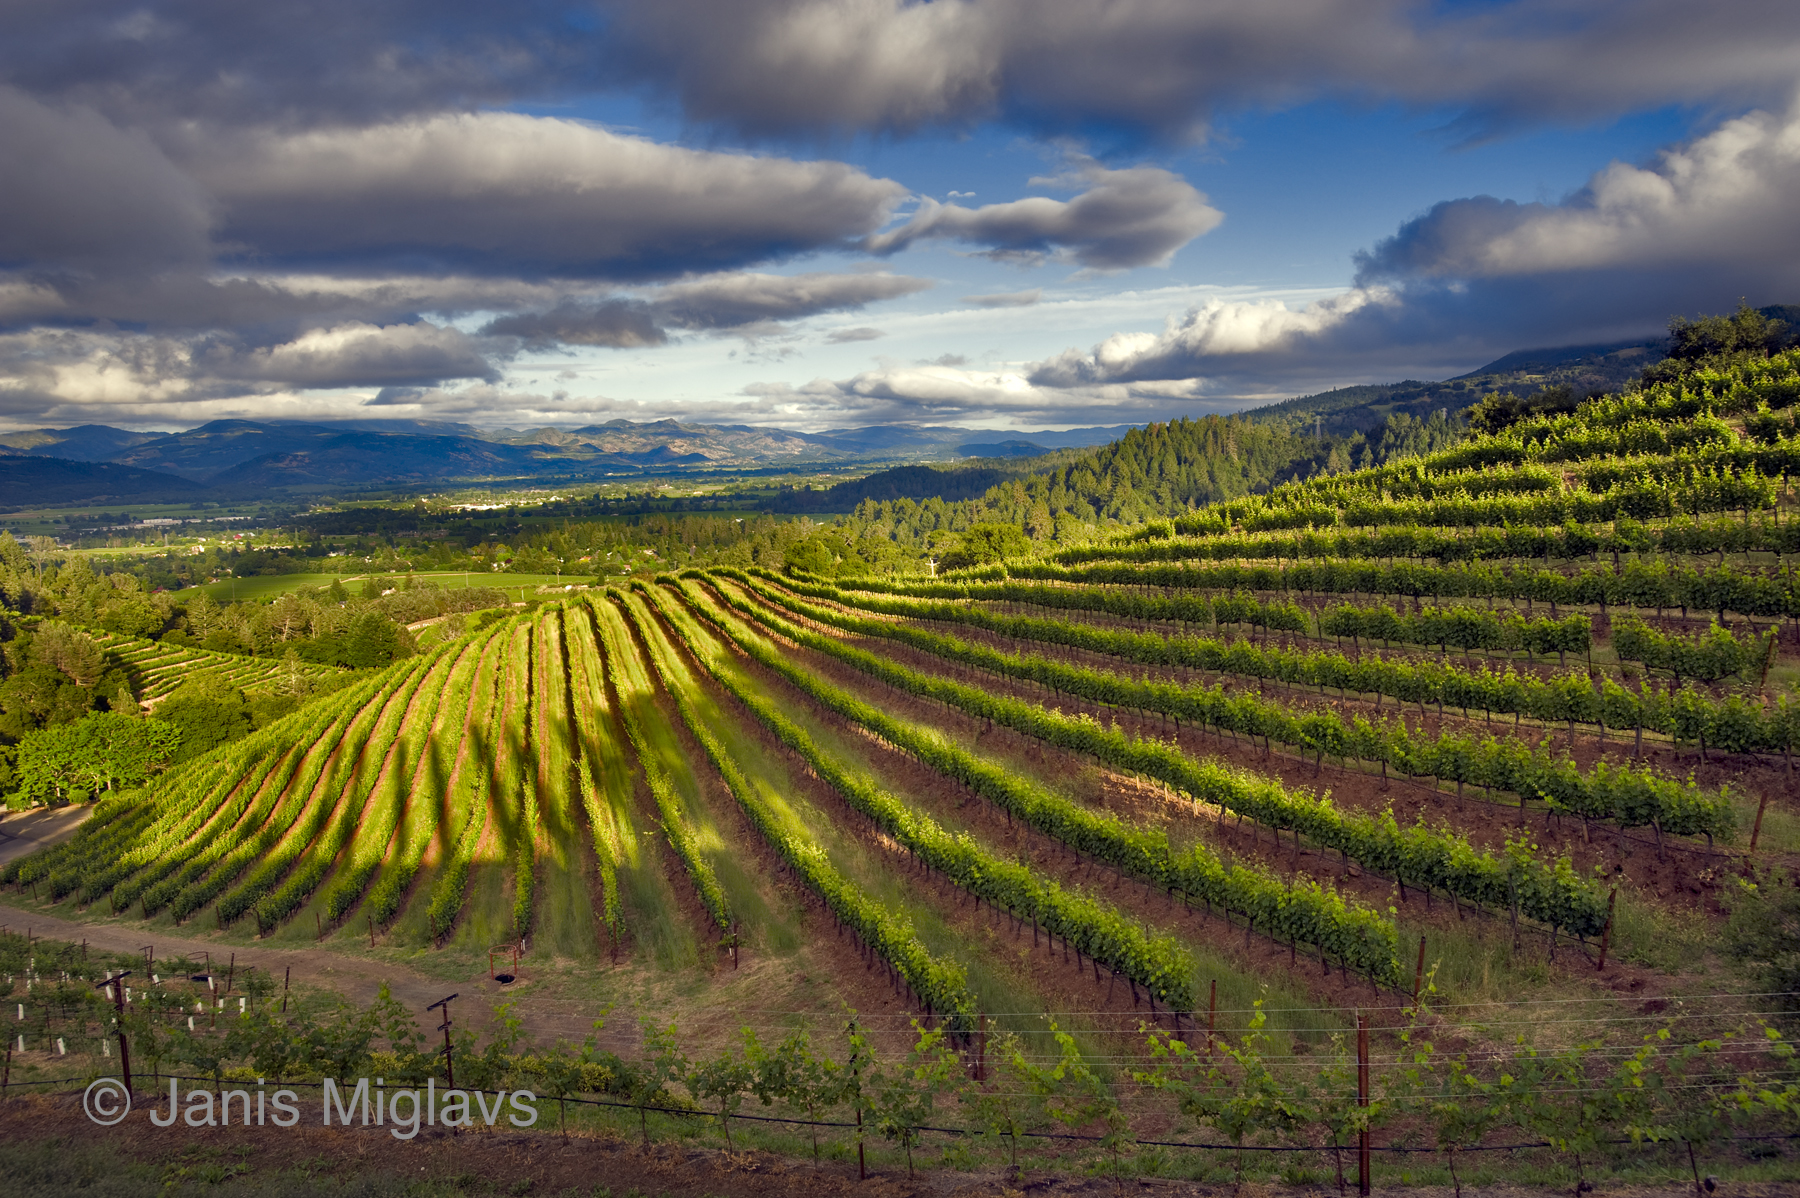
[
  {"left": 963, "top": 289, "right": 1041, "bottom": 308},
  {"left": 865, "top": 161, "right": 1220, "bottom": 269},
  {"left": 1020, "top": 100, "right": 1800, "bottom": 402},
  {"left": 0, "top": 320, "right": 500, "bottom": 430},
  {"left": 210, "top": 321, "right": 500, "bottom": 387},
  {"left": 1356, "top": 103, "right": 1800, "bottom": 283},
  {"left": 1029, "top": 290, "right": 1396, "bottom": 388},
  {"left": 189, "top": 113, "right": 908, "bottom": 278},
  {"left": 603, "top": 0, "right": 1800, "bottom": 142}
]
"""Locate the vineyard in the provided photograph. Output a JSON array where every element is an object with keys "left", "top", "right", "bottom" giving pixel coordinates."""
[
  {"left": 5, "top": 350, "right": 1800, "bottom": 1188},
  {"left": 90, "top": 630, "right": 346, "bottom": 700}
]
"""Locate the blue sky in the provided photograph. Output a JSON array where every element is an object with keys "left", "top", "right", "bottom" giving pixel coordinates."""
[{"left": 3, "top": 2, "right": 1798, "bottom": 433}]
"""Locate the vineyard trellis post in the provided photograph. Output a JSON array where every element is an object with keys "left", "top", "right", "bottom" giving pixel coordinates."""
[
  {"left": 96, "top": 969, "right": 131, "bottom": 1093},
  {"left": 1748, "top": 791, "right": 1770, "bottom": 855},
  {"left": 1357, "top": 1011, "right": 1371, "bottom": 1197},
  {"left": 428, "top": 992, "right": 458, "bottom": 1091}
]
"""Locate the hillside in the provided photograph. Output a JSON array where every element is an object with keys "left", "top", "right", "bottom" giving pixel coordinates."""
[
  {"left": 0, "top": 456, "right": 205, "bottom": 505},
  {"left": 4, "top": 340, "right": 1797, "bottom": 1192}
]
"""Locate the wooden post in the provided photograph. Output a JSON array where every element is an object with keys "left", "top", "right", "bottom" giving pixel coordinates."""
[
  {"left": 225, "top": 953, "right": 234, "bottom": 993},
  {"left": 1357, "top": 1013, "right": 1371, "bottom": 1197},
  {"left": 281, "top": 966, "right": 290, "bottom": 1014},
  {"left": 1749, "top": 791, "right": 1770, "bottom": 855},
  {"left": 108, "top": 971, "right": 131, "bottom": 1093},
  {"left": 1596, "top": 888, "right": 1618, "bottom": 973},
  {"left": 428, "top": 993, "right": 459, "bottom": 1090},
  {"left": 368, "top": 916, "right": 375, "bottom": 949},
  {"left": 1412, "top": 935, "right": 1427, "bottom": 1008}
]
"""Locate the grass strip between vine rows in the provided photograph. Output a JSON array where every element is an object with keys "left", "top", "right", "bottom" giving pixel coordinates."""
[
  {"left": 704, "top": 569, "right": 1610, "bottom": 944},
  {"left": 761, "top": 572, "right": 1737, "bottom": 842},
  {"left": 320, "top": 646, "right": 463, "bottom": 922},
  {"left": 662, "top": 578, "right": 1402, "bottom": 994},
  {"left": 364, "top": 633, "right": 492, "bottom": 926},
  {"left": 213, "top": 657, "right": 410, "bottom": 928},
  {"left": 499, "top": 620, "right": 538, "bottom": 942},
  {"left": 589, "top": 596, "right": 732, "bottom": 934},
  {"left": 558, "top": 604, "right": 625, "bottom": 946},
  {"left": 423, "top": 628, "right": 509, "bottom": 941},
  {"left": 254, "top": 657, "right": 438, "bottom": 932},
  {"left": 616, "top": 587, "right": 979, "bottom": 1025}
]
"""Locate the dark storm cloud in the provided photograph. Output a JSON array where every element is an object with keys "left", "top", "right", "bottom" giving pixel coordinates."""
[
  {"left": 189, "top": 114, "right": 910, "bottom": 279},
  {"left": 0, "top": 87, "right": 211, "bottom": 271},
  {"left": 865, "top": 162, "right": 1220, "bottom": 269},
  {"left": 600, "top": 0, "right": 1800, "bottom": 143},
  {"left": 649, "top": 271, "right": 932, "bottom": 329},
  {"left": 481, "top": 302, "right": 668, "bottom": 350},
  {"left": 476, "top": 271, "right": 931, "bottom": 348},
  {"left": 0, "top": 1, "right": 607, "bottom": 127}
]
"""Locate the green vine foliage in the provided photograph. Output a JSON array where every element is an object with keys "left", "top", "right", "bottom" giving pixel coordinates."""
[
  {"left": 710, "top": 569, "right": 1609, "bottom": 942},
  {"left": 611, "top": 588, "right": 978, "bottom": 1028},
  {"left": 808, "top": 571, "right": 1800, "bottom": 758},
  {"left": 641, "top": 583, "right": 1210, "bottom": 1010},
  {"left": 757, "top": 573, "right": 1736, "bottom": 842},
  {"left": 673, "top": 575, "right": 1403, "bottom": 986},
  {"left": 590, "top": 596, "right": 732, "bottom": 934}
]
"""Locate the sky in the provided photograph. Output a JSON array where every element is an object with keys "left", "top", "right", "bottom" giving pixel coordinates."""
[{"left": 4, "top": 2, "right": 1800, "bottom": 435}]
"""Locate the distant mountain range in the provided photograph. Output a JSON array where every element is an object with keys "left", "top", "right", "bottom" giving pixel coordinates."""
[
  {"left": 0, "top": 324, "right": 1710, "bottom": 508},
  {"left": 0, "top": 417, "right": 1142, "bottom": 507}
]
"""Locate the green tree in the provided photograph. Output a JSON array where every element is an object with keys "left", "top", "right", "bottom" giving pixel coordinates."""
[
  {"left": 14, "top": 711, "right": 178, "bottom": 803},
  {"left": 154, "top": 677, "right": 253, "bottom": 762},
  {"left": 940, "top": 522, "right": 1031, "bottom": 570}
]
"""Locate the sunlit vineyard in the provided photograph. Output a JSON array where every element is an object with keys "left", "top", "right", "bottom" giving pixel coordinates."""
[{"left": 7, "top": 349, "right": 1800, "bottom": 1187}]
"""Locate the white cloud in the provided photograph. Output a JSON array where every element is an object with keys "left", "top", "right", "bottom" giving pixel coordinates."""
[
  {"left": 1358, "top": 99, "right": 1800, "bottom": 281},
  {"left": 1016, "top": 100, "right": 1800, "bottom": 403},
  {"left": 216, "top": 321, "right": 499, "bottom": 387}
]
